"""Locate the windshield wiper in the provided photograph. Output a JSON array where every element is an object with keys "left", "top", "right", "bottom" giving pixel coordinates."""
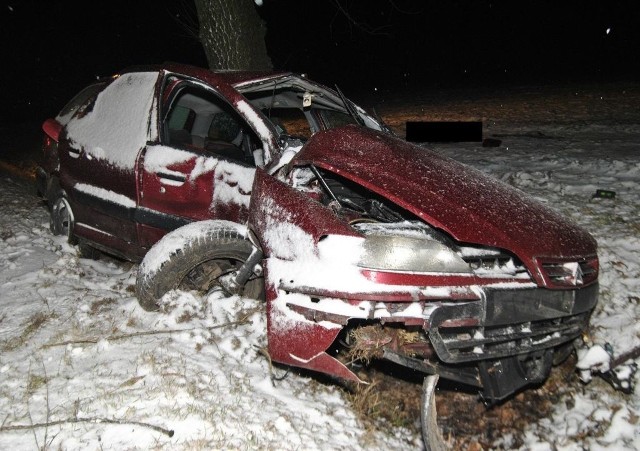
[{"left": 335, "top": 85, "right": 365, "bottom": 127}]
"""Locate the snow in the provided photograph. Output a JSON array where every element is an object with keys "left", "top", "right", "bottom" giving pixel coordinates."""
[
  {"left": 139, "top": 220, "right": 247, "bottom": 276},
  {"left": 576, "top": 344, "right": 612, "bottom": 382},
  {"left": 268, "top": 144, "right": 302, "bottom": 175},
  {"left": 64, "top": 72, "right": 157, "bottom": 170},
  {"left": 143, "top": 145, "right": 256, "bottom": 208},
  {"left": 211, "top": 160, "right": 255, "bottom": 208},
  {"left": 235, "top": 100, "right": 274, "bottom": 163},
  {"left": 2, "top": 83, "right": 640, "bottom": 449},
  {"left": 144, "top": 145, "right": 195, "bottom": 173},
  {"left": 75, "top": 183, "right": 136, "bottom": 209}
]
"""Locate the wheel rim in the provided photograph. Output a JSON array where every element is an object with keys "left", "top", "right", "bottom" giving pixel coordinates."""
[
  {"left": 180, "top": 257, "right": 264, "bottom": 300},
  {"left": 52, "top": 197, "right": 73, "bottom": 239}
]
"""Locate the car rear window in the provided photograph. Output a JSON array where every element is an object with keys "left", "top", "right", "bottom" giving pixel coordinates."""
[{"left": 56, "top": 82, "right": 106, "bottom": 125}]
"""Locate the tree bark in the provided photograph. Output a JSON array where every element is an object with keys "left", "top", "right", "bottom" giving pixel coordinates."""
[{"left": 194, "top": 0, "right": 272, "bottom": 70}]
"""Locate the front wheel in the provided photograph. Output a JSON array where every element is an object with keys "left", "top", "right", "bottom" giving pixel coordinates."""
[{"left": 136, "top": 221, "right": 264, "bottom": 311}]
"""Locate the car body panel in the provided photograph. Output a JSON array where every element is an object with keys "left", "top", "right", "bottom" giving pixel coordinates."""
[
  {"left": 248, "top": 168, "right": 365, "bottom": 382},
  {"left": 137, "top": 145, "right": 255, "bottom": 248},
  {"left": 293, "top": 125, "right": 597, "bottom": 287},
  {"left": 56, "top": 71, "right": 159, "bottom": 256}
]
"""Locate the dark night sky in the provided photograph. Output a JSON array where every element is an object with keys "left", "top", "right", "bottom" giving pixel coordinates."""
[{"left": 1, "top": 0, "right": 639, "bottom": 123}]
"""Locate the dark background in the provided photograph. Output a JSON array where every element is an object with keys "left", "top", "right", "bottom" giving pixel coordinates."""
[{"left": 1, "top": 0, "right": 639, "bottom": 124}]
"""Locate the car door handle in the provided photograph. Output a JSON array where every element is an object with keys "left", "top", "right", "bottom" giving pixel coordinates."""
[
  {"left": 68, "top": 148, "right": 81, "bottom": 158},
  {"left": 156, "top": 171, "right": 187, "bottom": 183}
]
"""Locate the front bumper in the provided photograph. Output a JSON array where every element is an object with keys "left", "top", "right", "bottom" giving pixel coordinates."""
[{"left": 267, "top": 278, "right": 599, "bottom": 400}]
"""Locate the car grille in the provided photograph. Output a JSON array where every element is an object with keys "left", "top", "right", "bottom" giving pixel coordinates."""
[
  {"left": 459, "top": 246, "right": 530, "bottom": 279},
  {"left": 429, "top": 312, "right": 590, "bottom": 363},
  {"left": 540, "top": 257, "right": 599, "bottom": 288}
]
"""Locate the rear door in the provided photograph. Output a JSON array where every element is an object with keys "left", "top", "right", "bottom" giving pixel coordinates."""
[
  {"left": 136, "top": 78, "right": 260, "bottom": 250},
  {"left": 59, "top": 71, "right": 160, "bottom": 259}
]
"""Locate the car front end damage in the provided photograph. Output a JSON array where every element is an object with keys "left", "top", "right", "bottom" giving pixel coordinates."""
[{"left": 249, "top": 125, "right": 599, "bottom": 404}]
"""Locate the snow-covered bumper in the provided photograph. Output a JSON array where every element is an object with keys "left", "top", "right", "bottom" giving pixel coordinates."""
[{"left": 265, "top": 280, "right": 598, "bottom": 401}]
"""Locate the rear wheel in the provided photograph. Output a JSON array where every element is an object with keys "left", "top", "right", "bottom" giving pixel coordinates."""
[
  {"left": 48, "top": 179, "right": 76, "bottom": 244},
  {"left": 48, "top": 178, "right": 101, "bottom": 258},
  {"left": 136, "top": 222, "right": 264, "bottom": 311}
]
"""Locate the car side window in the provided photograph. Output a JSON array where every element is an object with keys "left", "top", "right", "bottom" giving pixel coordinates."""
[
  {"left": 163, "top": 84, "right": 259, "bottom": 166},
  {"left": 166, "top": 105, "right": 196, "bottom": 147}
]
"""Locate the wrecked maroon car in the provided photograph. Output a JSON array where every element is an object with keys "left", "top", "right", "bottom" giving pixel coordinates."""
[{"left": 37, "top": 63, "right": 598, "bottom": 445}]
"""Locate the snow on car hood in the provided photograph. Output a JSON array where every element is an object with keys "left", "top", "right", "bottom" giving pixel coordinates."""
[{"left": 292, "top": 125, "right": 597, "bottom": 265}]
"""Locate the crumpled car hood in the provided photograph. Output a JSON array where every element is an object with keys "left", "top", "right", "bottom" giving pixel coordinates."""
[{"left": 292, "top": 125, "right": 597, "bottom": 267}]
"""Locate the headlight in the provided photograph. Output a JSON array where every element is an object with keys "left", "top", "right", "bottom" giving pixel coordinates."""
[{"left": 358, "top": 235, "right": 471, "bottom": 273}]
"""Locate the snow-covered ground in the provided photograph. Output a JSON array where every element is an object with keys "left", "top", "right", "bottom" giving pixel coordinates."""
[{"left": 1, "top": 82, "right": 639, "bottom": 449}]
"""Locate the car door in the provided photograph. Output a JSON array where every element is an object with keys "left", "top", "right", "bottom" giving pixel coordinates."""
[
  {"left": 136, "top": 79, "right": 260, "bottom": 250},
  {"left": 59, "top": 71, "right": 160, "bottom": 259}
]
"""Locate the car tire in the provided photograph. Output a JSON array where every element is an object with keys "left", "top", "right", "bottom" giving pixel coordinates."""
[
  {"left": 48, "top": 179, "right": 100, "bottom": 258},
  {"left": 136, "top": 222, "right": 264, "bottom": 312},
  {"left": 48, "top": 180, "right": 76, "bottom": 244}
]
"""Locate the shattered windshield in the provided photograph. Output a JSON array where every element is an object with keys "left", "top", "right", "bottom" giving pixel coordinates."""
[{"left": 236, "top": 75, "right": 385, "bottom": 143}]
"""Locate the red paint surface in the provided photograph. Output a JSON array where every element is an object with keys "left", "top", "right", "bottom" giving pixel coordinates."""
[{"left": 294, "top": 125, "right": 598, "bottom": 286}]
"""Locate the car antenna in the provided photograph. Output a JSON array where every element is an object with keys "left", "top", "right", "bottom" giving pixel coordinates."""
[{"left": 335, "top": 85, "right": 365, "bottom": 127}]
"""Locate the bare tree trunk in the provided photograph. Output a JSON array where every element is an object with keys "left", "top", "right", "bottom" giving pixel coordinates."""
[{"left": 194, "top": 0, "right": 272, "bottom": 70}]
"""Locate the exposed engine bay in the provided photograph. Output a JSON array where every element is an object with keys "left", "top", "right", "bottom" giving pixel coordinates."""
[{"left": 260, "top": 161, "right": 597, "bottom": 403}]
